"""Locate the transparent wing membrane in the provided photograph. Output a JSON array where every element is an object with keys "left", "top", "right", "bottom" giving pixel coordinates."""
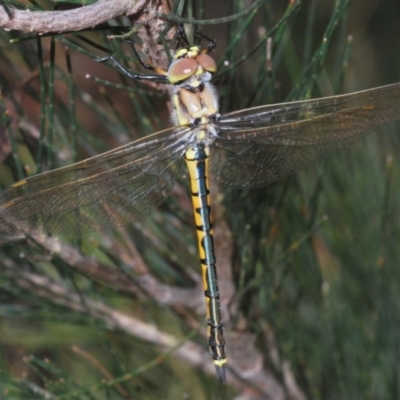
[
  {"left": 0, "top": 127, "right": 191, "bottom": 236},
  {"left": 212, "top": 83, "right": 400, "bottom": 188},
  {"left": 1, "top": 84, "right": 400, "bottom": 236}
]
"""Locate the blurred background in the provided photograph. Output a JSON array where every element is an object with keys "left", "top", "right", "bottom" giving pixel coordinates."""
[{"left": 0, "top": 0, "right": 400, "bottom": 399}]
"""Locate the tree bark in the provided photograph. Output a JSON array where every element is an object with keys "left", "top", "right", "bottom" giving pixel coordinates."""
[{"left": 0, "top": 0, "right": 149, "bottom": 34}]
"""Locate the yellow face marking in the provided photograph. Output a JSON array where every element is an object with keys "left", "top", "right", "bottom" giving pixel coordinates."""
[
  {"left": 186, "top": 46, "right": 201, "bottom": 58},
  {"left": 194, "top": 67, "right": 205, "bottom": 76},
  {"left": 189, "top": 78, "right": 203, "bottom": 87},
  {"left": 174, "top": 46, "right": 201, "bottom": 60},
  {"left": 174, "top": 48, "right": 188, "bottom": 59}
]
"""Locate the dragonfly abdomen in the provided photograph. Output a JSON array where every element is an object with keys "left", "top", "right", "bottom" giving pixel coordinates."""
[{"left": 184, "top": 143, "right": 227, "bottom": 383}]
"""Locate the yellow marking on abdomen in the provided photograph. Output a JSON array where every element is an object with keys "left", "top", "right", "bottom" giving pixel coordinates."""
[{"left": 214, "top": 358, "right": 227, "bottom": 367}]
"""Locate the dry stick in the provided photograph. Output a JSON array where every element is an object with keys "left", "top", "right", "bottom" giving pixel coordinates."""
[
  {"left": 0, "top": 257, "right": 216, "bottom": 378},
  {"left": 0, "top": 0, "right": 148, "bottom": 34},
  {"left": 0, "top": 0, "right": 172, "bottom": 69},
  {"left": 32, "top": 235, "right": 204, "bottom": 309},
  {"left": 1, "top": 256, "right": 288, "bottom": 398}
]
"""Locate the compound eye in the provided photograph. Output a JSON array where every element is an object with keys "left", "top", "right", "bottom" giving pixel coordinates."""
[
  {"left": 196, "top": 53, "right": 217, "bottom": 73},
  {"left": 168, "top": 58, "right": 198, "bottom": 84}
]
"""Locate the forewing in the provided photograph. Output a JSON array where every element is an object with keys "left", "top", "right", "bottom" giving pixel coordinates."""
[
  {"left": 0, "top": 126, "right": 191, "bottom": 236},
  {"left": 211, "top": 83, "right": 400, "bottom": 188}
]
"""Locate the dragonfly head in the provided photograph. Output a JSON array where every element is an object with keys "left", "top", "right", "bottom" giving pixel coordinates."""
[{"left": 168, "top": 46, "right": 217, "bottom": 84}]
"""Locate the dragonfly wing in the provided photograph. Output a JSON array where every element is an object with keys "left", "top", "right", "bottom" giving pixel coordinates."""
[
  {"left": 211, "top": 83, "right": 400, "bottom": 188},
  {"left": 0, "top": 126, "right": 191, "bottom": 236}
]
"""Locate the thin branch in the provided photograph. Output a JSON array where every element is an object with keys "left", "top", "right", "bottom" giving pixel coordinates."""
[
  {"left": 0, "top": 1, "right": 173, "bottom": 70},
  {"left": 30, "top": 234, "right": 205, "bottom": 310},
  {"left": 0, "top": 0, "right": 149, "bottom": 34},
  {"left": 0, "top": 257, "right": 287, "bottom": 397}
]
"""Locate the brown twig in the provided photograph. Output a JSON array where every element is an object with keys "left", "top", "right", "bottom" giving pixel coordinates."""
[
  {"left": 0, "top": 255, "right": 288, "bottom": 398},
  {"left": 0, "top": 0, "right": 173, "bottom": 70},
  {"left": 31, "top": 234, "right": 205, "bottom": 310},
  {"left": 0, "top": 0, "right": 148, "bottom": 34}
]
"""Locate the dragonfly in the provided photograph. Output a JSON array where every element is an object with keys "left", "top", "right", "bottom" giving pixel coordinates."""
[{"left": 1, "top": 30, "right": 400, "bottom": 383}]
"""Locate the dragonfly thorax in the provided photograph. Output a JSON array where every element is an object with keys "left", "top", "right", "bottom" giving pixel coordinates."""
[{"left": 169, "top": 49, "right": 219, "bottom": 128}]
